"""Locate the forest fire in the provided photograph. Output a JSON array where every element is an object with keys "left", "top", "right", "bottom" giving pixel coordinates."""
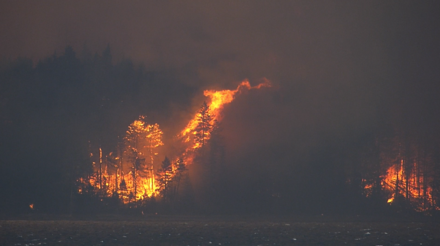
[
  {"left": 77, "top": 118, "right": 163, "bottom": 204},
  {"left": 363, "top": 158, "right": 438, "bottom": 212},
  {"left": 77, "top": 79, "right": 272, "bottom": 204},
  {"left": 382, "top": 161, "right": 436, "bottom": 211}
]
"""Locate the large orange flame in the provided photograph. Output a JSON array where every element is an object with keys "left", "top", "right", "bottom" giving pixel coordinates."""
[{"left": 180, "top": 78, "right": 271, "bottom": 151}]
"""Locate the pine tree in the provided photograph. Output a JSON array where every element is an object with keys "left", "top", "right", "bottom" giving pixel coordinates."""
[
  {"left": 156, "top": 157, "right": 173, "bottom": 201},
  {"left": 124, "top": 116, "right": 148, "bottom": 202},
  {"left": 142, "top": 123, "right": 163, "bottom": 192},
  {"left": 174, "top": 157, "right": 187, "bottom": 197},
  {"left": 194, "top": 101, "right": 213, "bottom": 149}
]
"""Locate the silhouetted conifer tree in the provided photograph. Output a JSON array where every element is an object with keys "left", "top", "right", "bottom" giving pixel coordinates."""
[
  {"left": 156, "top": 157, "right": 173, "bottom": 202},
  {"left": 194, "top": 101, "right": 213, "bottom": 149}
]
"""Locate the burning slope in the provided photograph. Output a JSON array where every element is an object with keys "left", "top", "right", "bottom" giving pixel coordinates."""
[
  {"left": 180, "top": 78, "right": 271, "bottom": 151},
  {"left": 78, "top": 79, "right": 272, "bottom": 204}
]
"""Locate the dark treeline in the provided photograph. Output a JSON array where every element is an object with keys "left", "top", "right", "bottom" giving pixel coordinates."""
[
  {"left": 1, "top": 45, "right": 440, "bottom": 217},
  {"left": 0, "top": 46, "right": 195, "bottom": 213}
]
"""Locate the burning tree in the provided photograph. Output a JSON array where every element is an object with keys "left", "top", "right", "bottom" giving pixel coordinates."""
[{"left": 146, "top": 123, "right": 164, "bottom": 166}]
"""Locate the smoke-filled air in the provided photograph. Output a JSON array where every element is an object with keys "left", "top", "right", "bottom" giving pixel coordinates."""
[{"left": 1, "top": 1, "right": 440, "bottom": 216}]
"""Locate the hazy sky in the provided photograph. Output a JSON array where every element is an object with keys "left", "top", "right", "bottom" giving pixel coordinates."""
[
  {"left": 2, "top": 0, "right": 439, "bottom": 155},
  {"left": 0, "top": 1, "right": 420, "bottom": 87}
]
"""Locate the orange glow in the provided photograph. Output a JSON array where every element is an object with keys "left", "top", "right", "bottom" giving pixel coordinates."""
[
  {"left": 29, "top": 204, "right": 34, "bottom": 210},
  {"left": 387, "top": 197, "right": 394, "bottom": 203}
]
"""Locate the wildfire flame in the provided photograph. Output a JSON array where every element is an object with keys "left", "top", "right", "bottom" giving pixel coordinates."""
[
  {"left": 364, "top": 159, "right": 438, "bottom": 211},
  {"left": 78, "top": 118, "right": 164, "bottom": 204},
  {"left": 383, "top": 160, "right": 435, "bottom": 209},
  {"left": 78, "top": 79, "right": 272, "bottom": 204},
  {"left": 180, "top": 78, "right": 271, "bottom": 149}
]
